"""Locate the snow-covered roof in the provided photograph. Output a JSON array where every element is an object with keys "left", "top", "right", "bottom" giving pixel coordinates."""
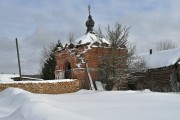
[
  {"left": 140, "top": 48, "right": 180, "bottom": 69},
  {"left": 74, "top": 32, "right": 110, "bottom": 45}
]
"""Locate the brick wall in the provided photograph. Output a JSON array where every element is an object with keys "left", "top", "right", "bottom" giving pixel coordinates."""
[
  {"left": 55, "top": 45, "right": 128, "bottom": 90},
  {"left": 0, "top": 79, "right": 81, "bottom": 94}
]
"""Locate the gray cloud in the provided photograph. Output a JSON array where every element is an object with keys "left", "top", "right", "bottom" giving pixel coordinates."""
[{"left": 0, "top": 0, "right": 180, "bottom": 74}]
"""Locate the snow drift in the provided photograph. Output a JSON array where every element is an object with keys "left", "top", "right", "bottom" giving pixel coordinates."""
[{"left": 0, "top": 88, "right": 180, "bottom": 120}]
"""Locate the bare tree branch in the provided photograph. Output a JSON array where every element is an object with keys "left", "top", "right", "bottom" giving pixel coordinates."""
[
  {"left": 155, "top": 40, "right": 177, "bottom": 51},
  {"left": 68, "top": 32, "right": 74, "bottom": 44}
]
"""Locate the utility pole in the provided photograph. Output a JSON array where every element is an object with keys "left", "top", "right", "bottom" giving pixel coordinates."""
[{"left": 16, "top": 38, "right": 22, "bottom": 81}]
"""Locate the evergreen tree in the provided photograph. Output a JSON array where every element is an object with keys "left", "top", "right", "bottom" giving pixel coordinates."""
[{"left": 41, "top": 40, "right": 62, "bottom": 80}]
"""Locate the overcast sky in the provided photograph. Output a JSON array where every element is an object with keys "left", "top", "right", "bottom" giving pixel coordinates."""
[{"left": 0, "top": 0, "right": 180, "bottom": 75}]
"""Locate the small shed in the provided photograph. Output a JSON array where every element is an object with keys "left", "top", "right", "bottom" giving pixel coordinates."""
[{"left": 133, "top": 48, "right": 180, "bottom": 92}]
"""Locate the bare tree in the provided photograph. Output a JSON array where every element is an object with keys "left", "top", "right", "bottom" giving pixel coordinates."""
[
  {"left": 40, "top": 43, "right": 55, "bottom": 67},
  {"left": 40, "top": 40, "right": 63, "bottom": 80},
  {"left": 106, "top": 22, "right": 130, "bottom": 47},
  {"left": 126, "top": 43, "right": 148, "bottom": 73},
  {"left": 68, "top": 32, "right": 74, "bottom": 44},
  {"left": 126, "top": 43, "right": 136, "bottom": 70},
  {"left": 97, "top": 22, "right": 148, "bottom": 90},
  {"left": 155, "top": 40, "right": 177, "bottom": 51},
  {"left": 98, "top": 22, "right": 131, "bottom": 90}
]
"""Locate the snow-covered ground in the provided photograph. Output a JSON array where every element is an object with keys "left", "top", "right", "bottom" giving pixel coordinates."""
[
  {"left": 0, "top": 88, "right": 180, "bottom": 120},
  {"left": 0, "top": 79, "right": 74, "bottom": 84},
  {"left": 0, "top": 74, "right": 18, "bottom": 82}
]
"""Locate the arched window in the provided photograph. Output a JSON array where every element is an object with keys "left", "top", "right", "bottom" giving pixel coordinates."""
[{"left": 64, "top": 61, "right": 71, "bottom": 79}]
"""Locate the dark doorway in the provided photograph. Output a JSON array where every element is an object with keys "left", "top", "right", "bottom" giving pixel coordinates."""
[{"left": 64, "top": 62, "right": 71, "bottom": 79}]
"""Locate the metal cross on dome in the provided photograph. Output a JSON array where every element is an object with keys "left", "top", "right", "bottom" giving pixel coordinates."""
[
  {"left": 88, "top": 5, "right": 91, "bottom": 15},
  {"left": 86, "top": 5, "right": 95, "bottom": 33}
]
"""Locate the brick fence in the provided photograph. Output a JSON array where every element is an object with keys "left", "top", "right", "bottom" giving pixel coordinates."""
[{"left": 0, "top": 79, "right": 81, "bottom": 94}]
